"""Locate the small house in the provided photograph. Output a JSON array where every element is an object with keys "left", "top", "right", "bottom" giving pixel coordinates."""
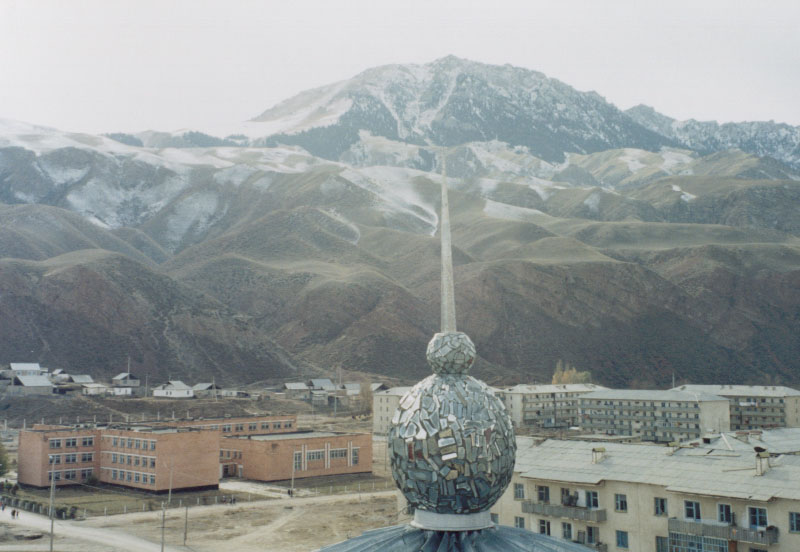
[
  {"left": 82, "top": 383, "right": 110, "bottom": 396},
  {"left": 283, "top": 382, "right": 310, "bottom": 400},
  {"left": 192, "top": 382, "right": 221, "bottom": 398},
  {"left": 7, "top": 375, "right": 53, "bottom": 396},
  {"left": 112, "top": 373, "right": 140, "bottom": 387},
  {"left": 3, "top": 363, "right": 46, "bottom": 379},
  {"left": 152, "top": 381, "right": 194, "bottom": 399}
]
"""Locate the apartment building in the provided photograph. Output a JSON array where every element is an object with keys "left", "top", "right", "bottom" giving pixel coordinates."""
[
  {"left": 579, "top": 389, "right": 730, "bottom": 442},
  {"left": 492, "top": 437, "right": 800, "bottom": 552},
  {"left": 372, "top": 387, "right": 411, "bottom": 435},
  {"left": 672, "top": 385, "right": 800, "bottom": 430},
  {"left": 224, "top": 431, "right": 372, "bottom": 481},
  {"left": 496, "top": 384, "right": 608, "bottom": 428}
]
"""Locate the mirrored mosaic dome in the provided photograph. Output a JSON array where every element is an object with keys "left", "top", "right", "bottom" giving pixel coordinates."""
[{"left": 388, "top": 331, "right": 516, "bottom": 514}]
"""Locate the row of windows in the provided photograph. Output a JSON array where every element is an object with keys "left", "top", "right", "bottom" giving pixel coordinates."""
[
  {"left": 220, "top": 450, "right": 242, "bottom": 459},
  {"left": 510, "top": 517, "right": 600, "bottom": 544},
  {"left": 48, "top": 468, "right": 93, "bottom": 481},
  {"left": 110, "top": 453, "right": 156, "bottom": 468},
  {"left": 293, "top": 448, "right": 359, "bottom": 470},
  {"left": 49, "top": 437, "right": 94, "bottom": 448},
  {"left": 111, "top": 469, "right": 156, "bottom": 485},
  {"left": 110, "top": 437, "right": 157, "bottom": 451},
  {"left": 48, "top": 453, "right": 93, "bottom": 464},
  {"left": 219, "top": 421, "right": 292, "bottom": 432},
  {"left": 521, "top": 484, "right": 798, "bottom": 531}
]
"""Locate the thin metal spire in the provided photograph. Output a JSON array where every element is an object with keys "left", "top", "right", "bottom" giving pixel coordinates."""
[{"left": 440, "top": 155, "right": 457, "bottom": 332}]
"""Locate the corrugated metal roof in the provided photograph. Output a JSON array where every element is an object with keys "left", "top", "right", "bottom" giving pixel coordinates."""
[
  {"left": 10, "top": 363, "right": 42, "bottom": 372},
  {"left": 112, "top": 372, "right": 138, "bottom": 380},
  {"left": 518, "top": 439, "right": 800, "bottom": 502},
  {"left": 284, "top": 382, "right": 309, "bottom": 390},
  {"left": 672, "top": 384, "right": 800, "bottom": 397},
  {"left": 580, "top": 389, "right": 727, "bottom": 402},
  {"left": 309, "top": 378, "right": 334, "bottom": 388},
  {"left": 500, "top": 384, "right": 608, "bottom": 394},
  {"left": 70, "top": 375, "right": 94, "bottom": 384},
  {"left": 166, "top": 380, "right": 191, "bottom": 390},
  {"left": 15, "top": 375, "right": 53, "bottom": 387}
]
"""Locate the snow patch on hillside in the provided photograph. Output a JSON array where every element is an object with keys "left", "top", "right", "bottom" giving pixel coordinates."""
[
  {"left": 483, "top": 200, "right": 544, "bottom": 221},
  {"left": 165, "top": 192, "right": 223, "bottom": 248},
  {"left": 322, "top": 209, "right": 361, "bottom": 244},
  {"left": 213, "top": 165, "right": 257, "bottom": 187},
  {"left": 671, "top": 184, "right": 697, "bottom": 202},
  {"left": 583, "top": 191, "right": 601, "bottom": 212},
  {"left": 341, "top": 166, "right": 437, "bottom": 234},
  {"left": 619, "top": 149, "right": 646, "bottom": 172}
]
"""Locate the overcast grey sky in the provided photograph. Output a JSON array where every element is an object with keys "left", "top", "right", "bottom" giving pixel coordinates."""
[{"left": 2, "top": 0, "right": 799, "bottom": 134}]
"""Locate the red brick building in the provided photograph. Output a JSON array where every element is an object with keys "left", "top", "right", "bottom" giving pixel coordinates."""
[{"left": 18, "top": 415, "right": 371, "bottom": 491}]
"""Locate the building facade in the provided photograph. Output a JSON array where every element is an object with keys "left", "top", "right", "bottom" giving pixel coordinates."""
[
  {"left": 579, "top": 390, "right": 730, "bottom": 442},
  {"left": 372, "top": 387, "right": 411, "bottom": 435},
  {"left": 496, "top": 384, "right": 608, "bottom": 428},
  {"left": 224, "top": 431, "right": 372, "bottom": 482},
  {"left": 492, "top": 438, "right": 800, "bottom": 552},
  {"left": 672, "top": 385, "right": 800, "bottom": 430}
]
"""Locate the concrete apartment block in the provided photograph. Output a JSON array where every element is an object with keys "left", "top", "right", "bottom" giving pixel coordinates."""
[
  {"left": 673, "top": 384, "right": 800, "bottom": 430},
  {"left": 579, "top": 389, "right": 731, "bottom": 442}
]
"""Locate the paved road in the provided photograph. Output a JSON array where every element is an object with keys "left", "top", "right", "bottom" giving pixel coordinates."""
[{"left": 4, "top": 509, "right": 181, "bottom": 552}]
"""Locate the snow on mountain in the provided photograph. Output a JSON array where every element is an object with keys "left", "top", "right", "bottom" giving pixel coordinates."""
[{"left": 625, "top": 104, "right": 800, "bottom": 170}]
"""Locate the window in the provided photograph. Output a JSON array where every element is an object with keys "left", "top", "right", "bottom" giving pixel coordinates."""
[
  {"left": 235, "top": 424, "right": 244, "bottom": 431},
  {"left": 562, "top": 522, "right": 572, "bottom": 540},
  {"left": 134, "top": 473, "right": 140, "bottom": 483},
  {"left": 539, "top": 519, "right": 550, "bottom": 535},
  {"left": 49, "top": 454, "right": 61, "bottom": 465},
  {"left": 748, "top": 507, "right": 767, "bottom": 528},
  {"left": 352, "top": 448, "right": 359, "bottom": 465},
  {"left": 134, "top": 457, "right": 140, "bottom": 466},
  {"left": 537, "top": 485, "right": 549, "bottom": 503},
  {"left": 718, "top": 503, "right": 732, "bottom": 524},
  {"left": 126, "top": 455, "right": 132, "bottom": 465},
  {"left": 112, "top": 437, "right": 118, "bottom": 447},
  {"left": 149, "top": 458, "right": 156, "bottom": 468},
  {"left": 150, "top": 441, "right": 156, "bottom": 451},
  {"left": 134, "top": 439, "right": 141, "bottom": 449},
  {"left": 790, "top": 511, "right": 800, "bottom": 532},
  {"left": 274, "top": 422, "right": 282, "bottom": 429},
  {"left": 49, "top": 439, "right": 62, "bottom": 449},
  {"left": 285, "top": 421, "right": 293, "bottom": 428},
  {"left": 127, "top": 439, "right": 133, "bottom": 448},
  {"left": 64, "top": 470, "right": 77, "bottom": 480},
  {"left": 126, "top": 472, "right": 132, "bottom": 481},
  {"left": 112, "top": 453, "right": 118, "bottom": 463},
  {"left": 490, "top": 513, "right": 499, "bottom": 524},
  {"left": 586, "top": 490, "right": 599, "bottom": 509},
  {"left": 306, "top": 450, "right": 324, "bottom": 461},
  {"left": 222, "top": 424, "right": 231, "bottom": 433},
  {"left": 81, "top": 453, "right": 93, "bottom": 462},
  {"left": 586, "top": 526, "right": 599, "bottom": 544},
  {"left": 81, "top": 468, "right": 93, "bottom": 479},
  {"left": 615, "top": 493, "right": 628, "bottom": 512},
  {"left": 149, "top": 475, "right": 156, "bottom": 485},
  {"left": 560, "top": 487, "right": 571, "bottom": 504},
  {"left": 514, "top": 516, "right": 525, "bottom": 529},
  {"left": 616, "top": 530, "right": 629, "bottom": 549},
  {"left": 82, "top": 437, "right": 93, "bottom": 447},
  {"left": 330, "top": 449, "right": 347, "bottom": 459},
  {"left": 249, "top": 423, "right": 257, "bottom": 431},
  {"left": 685, "top": 500, "right": 701, "bottom": 520},
  {"left": 654, "top": 497, "right": 667, "bottom": 516},
  {"left": 64, "top": 453, "right": 77, "bottom": 464},
  {"left": 656, "top": 536, "right": 669, "bottom": 552},
  {"left": 294, "top": 451, "right": 302, "bottom": 471},
  {"left": 112, "top": 469, "right": 118, "bottom": 480},
  {"left": 261, "top": 422, "right": 270, "bottom": 430},
  {"left": 65, "top": 438, "right": 77, "bottom": 447},
  {"left": 514, "top": 483, "right": 525, "bottom": 500},
  {"left": 48, "top": 471, "right": 62, "bottom": 481}
]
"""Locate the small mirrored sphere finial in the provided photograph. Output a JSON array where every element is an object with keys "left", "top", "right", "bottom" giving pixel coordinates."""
[{"left": 426, "top": 332, "right": 476, "bottom": 375}]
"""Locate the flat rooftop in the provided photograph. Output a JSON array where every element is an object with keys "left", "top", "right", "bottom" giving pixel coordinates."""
[{"left": 230, "top": 431, "right": 344, "bottom": 441}]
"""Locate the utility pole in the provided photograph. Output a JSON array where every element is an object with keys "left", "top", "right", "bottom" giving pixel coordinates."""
[
  {"left": 183, "top": 504, "right": 188, "bottom": 546},
  {"left": 160, "top": 502, "right": 166, "bottom": 552},
  {"left": 48, "top": 468, "right": 56, "bottom": 552},
  {"left": 290, "top": 447, "right": 297, "bottom": 496}
]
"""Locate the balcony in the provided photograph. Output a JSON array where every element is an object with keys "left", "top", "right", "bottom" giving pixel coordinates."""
[
  {"left": 522, "top": 501, "right": 607, "bottom": 522},
  {"left": 668, "top": 518, "right": 779, "bottom": 545}
]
